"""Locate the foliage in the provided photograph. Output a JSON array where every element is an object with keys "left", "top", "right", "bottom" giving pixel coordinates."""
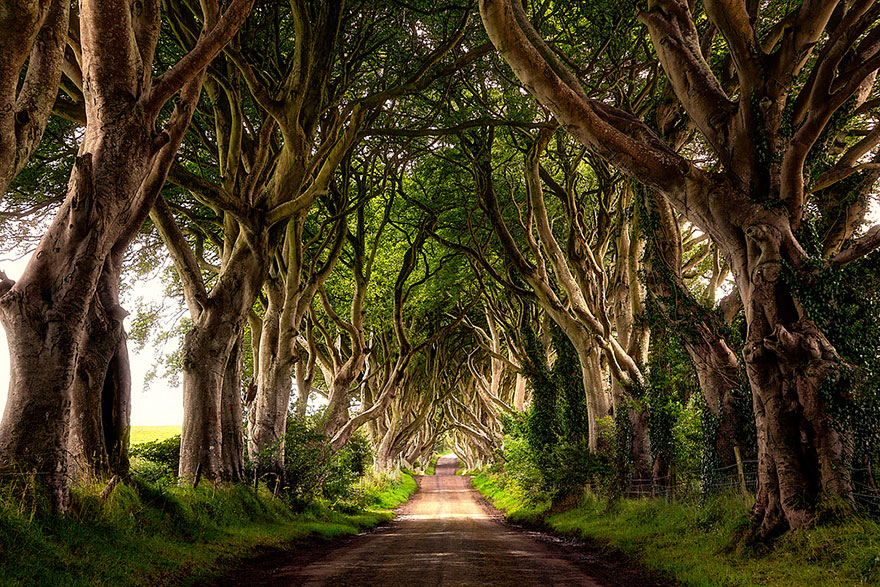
[
  {"left": 645, "top": 332, "right": 705, "bottom": 486},
  {"left": 470, "top": 470, "right": 549, "bottom": 526},
  {"left": 245, "top": 416, "right": 373, "bottom": 510},
  {"left": 500, "top": 324, "right": 616, "bottom": 502},
  {"left": 521, "top": 324, "right": 557, "bottom": 456},
  {"left": 129, "top": 435, "right": 181, "bottom": 484},
  {"left": 552, "top": 325, "right": 587, "bottom": 446},
  {"left": 786, "top": 254, "right": 880, "bottom": 501},
  {"left": 358, "top": 471, "right": 418, "bottom": 511}
]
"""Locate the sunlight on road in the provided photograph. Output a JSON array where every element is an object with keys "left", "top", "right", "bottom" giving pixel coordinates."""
[{"left": 403, "top": 512, "right": 491, "bottom": 520}]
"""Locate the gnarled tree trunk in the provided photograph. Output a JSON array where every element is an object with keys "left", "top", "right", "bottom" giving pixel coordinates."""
[
  {"left": 734, "top": 221, "right": 849, "bottom": 534},
  {"left": 177, "top": 233, "right": 266, "bottom": 483},
  {"left": 220, "top": 339, "right": 244, "bottom": 481},
  {"left": 0, "top": 0, "right": 252, "bottom": 509}
]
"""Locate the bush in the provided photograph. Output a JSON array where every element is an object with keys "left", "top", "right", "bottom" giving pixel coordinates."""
[
  {"left": 130, "top": 435, "right": 180, "bottom": 483},
  {"left": 247, "top": 416, "right": 374, "bottom": 510}
]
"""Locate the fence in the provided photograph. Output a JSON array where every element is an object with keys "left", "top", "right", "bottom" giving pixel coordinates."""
[
  {"left": 622, "top": 455, "right": 880, "bottom": 520},
  {"left": 623, "top": 459, "right": 759, "bottom": 499}
]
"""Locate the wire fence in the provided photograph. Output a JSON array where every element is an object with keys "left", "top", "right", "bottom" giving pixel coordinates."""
[
  {"left": 623, "top": 459, "right": 758, "bottom": 499},
  {"left": 621, "top": 459, "right": 880, "bottom": 519}
]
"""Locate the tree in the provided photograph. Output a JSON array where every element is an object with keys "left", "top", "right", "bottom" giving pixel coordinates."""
[
  {"left": 153, "top": 1, "right": 487, "bottom": 482},
  {"left": 0, "top": 0, "right": 253, "bottom": 509},
  {"left": 480, "top": 0, "right": 880, "bottom": 535}
]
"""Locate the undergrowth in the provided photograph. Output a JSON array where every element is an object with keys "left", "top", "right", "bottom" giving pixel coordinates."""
[
  {"left": 0, "top": 470, "right": 416, "bottom": 586},
  {"left": 471, "top": 471, "right": 880, "bottom": 587}
]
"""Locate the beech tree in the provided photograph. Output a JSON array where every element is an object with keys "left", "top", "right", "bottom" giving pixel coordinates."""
[
  {"left": 480, "top": 0, "right": 880, "bottom": 535},
  {"left": 642, "top": 192, "right": 748, "bottom": 470},
  {"left": 0, "top": 0, "right": 253, "bottom": 508},
  {"left": 372, "top": 330, "right": 467, "bottom": 471},
  {"left": 457, "top": 127, "right": 659, "bottom": 470}
]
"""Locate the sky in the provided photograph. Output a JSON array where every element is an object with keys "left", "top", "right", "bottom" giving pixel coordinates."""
[{"left": 0, "top": 254, "right": 184, "bottom": 426}]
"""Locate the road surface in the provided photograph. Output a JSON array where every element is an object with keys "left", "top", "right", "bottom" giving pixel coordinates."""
[{"left": 216, "top": 455, "right": 672, "bottom": 586}]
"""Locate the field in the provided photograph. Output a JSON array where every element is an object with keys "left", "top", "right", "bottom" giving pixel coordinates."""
[{"left": 129, "top": 425, "right": 180, "bottom": 445}]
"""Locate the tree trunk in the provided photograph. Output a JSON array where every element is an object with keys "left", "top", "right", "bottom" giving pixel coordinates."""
[
  {"left": 67, "top": 252, "right": 132, "bottom": 482},
  {"left": 374, "top": 428, "right": 398, "bottom": 473},
  {"left": 68, "top": 306, "right": 120, "bottom": 479},
  {"left": 294, "top": 358, "right": 312, "bottom": 419},
  {"left": 67, "top": 311, "right": 131, "bottom": 481},
  {"left": 513, "top": 373, "right": 527, "bottom": 411},
  {"left": 684, "top": 337, "right": 743, "bottom": 469},
  {"left": 0, "top": 0, "right": 69, "bottom": 198},
  {"left": 179, "top": 269, "right": 262, "bottom": 485},
  {"left": 247, "top": 285, "right": 289, "bottom": 474},
  {"left": 734, "top": 222, "right": 851, "bottom": 536},
  {"left": 173, "top": 219, "right": 267, "bottom": 484},
  {"left": 179, "top": 314, "right": 235, "bottom": 483},
  {"left": 220, "top": 339, "right": 244, "bottom": 481},
  {"left": 0, "top": 136, "right": 152, "bottom": 510},
  {"left": 569, "top": 340, "right": 606, "bottom": 452},
  {"left": 642, "top": 191, "right": 745, "bottom": 470}
]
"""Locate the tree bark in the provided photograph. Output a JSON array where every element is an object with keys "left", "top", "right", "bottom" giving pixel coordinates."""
[
  {"left": 0, "top": 0, "right": 69, "bottom": 198},
  {"left": 735, "top": 222, "right": 849, "bottom": 535},
  {"left": 66, "top": 245, "right": 133, "bottom": 482},
  {"left": 178, "top": 234, "right": 267, "bottom": 483},
  {"left": 685, "top": 336, "right": 743, "bottom": 468},
  {"left": 221, "top": 338, "right": 244, "bottom": 482},
  {"left": 642, "top": 192, "right": 745, "bottom": 469},
  {"left": 247, "top": 278, "right": 292, "bottom": 475}
]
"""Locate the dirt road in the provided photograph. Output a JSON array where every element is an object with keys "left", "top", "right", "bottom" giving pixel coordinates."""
[{"left": 217, "top": 455, "right": 671, "bottom": 586}]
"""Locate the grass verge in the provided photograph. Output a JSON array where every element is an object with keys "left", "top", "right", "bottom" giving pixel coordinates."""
[
  {"left": 360, "top": 470, "right": 418, "bottom": 510},
  {"left": 0, "top": 471, "right": 417, "bottom": 586},
  {"left": 425, "top": 453, "right": 443, "bottom": 476},
  {"left": 471, "top": 471, "right": 880, "bottom": 587}
]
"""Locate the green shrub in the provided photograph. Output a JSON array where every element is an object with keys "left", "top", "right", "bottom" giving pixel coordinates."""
[
  {"left": 129, "top": 434, "right": 180, "bottom": 483},
  {"left": 247, "top": 416, "right": 375, "bottom": 509}
]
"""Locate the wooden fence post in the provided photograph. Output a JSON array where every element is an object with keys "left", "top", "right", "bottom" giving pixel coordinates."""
[{"left": 733, "top": 446, "right": 748, "bottom": 496}]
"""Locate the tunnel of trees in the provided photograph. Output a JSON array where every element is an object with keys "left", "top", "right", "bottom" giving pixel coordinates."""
[{"left": 1, "top": 0, "right": 879, "bottom": 543}]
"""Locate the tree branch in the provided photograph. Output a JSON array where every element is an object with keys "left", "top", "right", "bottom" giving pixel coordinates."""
[{"left": 145, "top": 0, "right": 254, "bottom": 116}]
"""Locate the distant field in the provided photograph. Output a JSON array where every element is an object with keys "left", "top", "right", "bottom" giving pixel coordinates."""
[{"left": 130, "top": 425, "right": 181, "bottom": 445}]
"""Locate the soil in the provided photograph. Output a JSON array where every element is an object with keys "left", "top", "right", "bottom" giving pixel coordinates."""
[{"left": 209, "top": 455, "right": 677, "bottom": 586}]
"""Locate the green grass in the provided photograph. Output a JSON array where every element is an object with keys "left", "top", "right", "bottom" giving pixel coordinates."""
[
  {"left": 361, "top": 471, "right": 418, "bottom": 510},
  {"left": 470, "top": 472, "right": 549, "bottom": 525},
  {"left": 472, "top": 472, "right": 880, "bottom": 586},
  {"left": 129, "top": 426, "right": 181, "bottom": 445},
  {"left": 0, "top": 470, "right": 418, "bottom": 586},
  {"left": 424, "top": 453, "right": 443, "bottom": 476}
]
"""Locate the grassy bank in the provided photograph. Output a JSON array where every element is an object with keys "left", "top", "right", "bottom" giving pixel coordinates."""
[
  {"left": 424, "top": 452, "right": 445, "bottom": 476},
  {"left": 0, "top": 471, "right": 417, "bottom": 586},
  {"left": 472, "top": 472, "right": 880, "bottom": 586}
]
